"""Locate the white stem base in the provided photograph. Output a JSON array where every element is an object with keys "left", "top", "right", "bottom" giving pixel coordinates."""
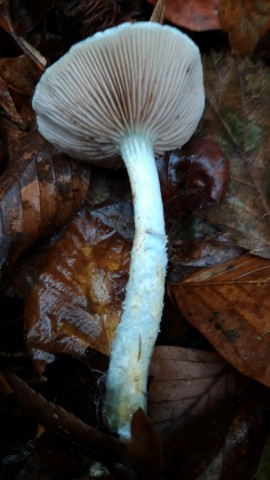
[{"left": 105, "top": 133, "right": 167, "bottom": 438}]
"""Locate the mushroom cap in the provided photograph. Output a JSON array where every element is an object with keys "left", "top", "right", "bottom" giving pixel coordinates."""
[{"left": 33, "top": 22, "right": 205, "bottom": 167}]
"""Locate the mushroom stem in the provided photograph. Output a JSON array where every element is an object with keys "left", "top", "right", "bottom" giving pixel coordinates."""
[{"left": 105, "top": 132, "right": 167, "bottom": 439}]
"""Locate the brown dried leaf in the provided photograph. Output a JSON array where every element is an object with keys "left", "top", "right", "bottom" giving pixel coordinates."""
[
  {"left": 0, "top": 54, "right": 39, "bottom": 128},
  {"left": 25, "top": 206, "right": 130, "bottom": 373},
  {"left": 0, "top": 52, "right": 89, "bottom": 269},
  {"left": 0, "top": 53, "right": 42, "bottom": 170},
  {"left": 148, "top": 0, "right": 221, "bottom": 31},
  {"left": 9, "top": 375, "right": 129, "bottom": 463},
  {"left": 0, "top": 54, "right": 42, "bottom": 160},
  {"left": 196, "top": 384, "right": 269, "bottom": 480},
  {"left": 170, "top": 254, "right": 270, "bottom": 387},
  {"left": 149, "top": 346, "right": 234, "bottom": 479},
  {"left": 1, "top": 168, "right": 133, "bottom": 300},
  {"left": 11, "top": 375, "right": 163, "bottom": 476},
  {"left": 168, "top": 222, "right": 243, "bottom": 285},
  {"left": 0, "top": 139, "right": 90, "bottom": 267},
  {"left": 0, "top": 75, "right": 25, "bottom": 126},
  {"left": 128, "top": 409, "right": 164, "bottom": 479},
  {"left": 149, "top": 346, "right": 234, "bottom": 433},
  {"left": 219, "top": 0, "right": 270, "bottom": 56},
  {"left": 0, "top": 55, "right": 41, "bottom": 95},
  {"left": 199, "top": 53, "right": 270, "bottom": 258}
]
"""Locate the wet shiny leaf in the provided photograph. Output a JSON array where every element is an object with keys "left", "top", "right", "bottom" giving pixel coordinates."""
[
  {"left": 0, "top": 140, "right": 90, "bottom": 267},
  {"left": 170, "top": 254, "right": 270, "bottom": 387},
  {"left": 25, "top": 206, "right": 130, "bottom": 373}
]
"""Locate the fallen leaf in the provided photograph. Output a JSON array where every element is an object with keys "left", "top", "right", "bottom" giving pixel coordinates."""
[
  {"left": 128, "top": 409, "right": 164, "bottom": 479},
  {"left": 170, "top": 254, "right": 270, "bottom": 387},
  {"left": 0, "top": 54, "right": 38, "bottom": 128},
  {"left": 0, "top": 60, "right": 37, "bottom": 149},
  {"left": 0, "top": 75, "right": 25, "bottom": 126},
  {"left": 0, "top": 48, "right": 90, "bottom": 267},
  {"left": 147, "top": 0, "right": 221, "bottom": 31},
  {"left": 0, "top": 51, "right": 90, "bottom": 269},
  {"left": 1, "top": 167, "right": 133, "bottom": 300},
  {"left": 10, "top": 375, "right": 163, "bottom": 477},
  {"left": 24, "top": 206, "right": 130, "bottom": 373},
  {"left": 196, "top": 383, "right": 269, "bottom": 480},
  {"left": 0, "top": 139, "right": 90, "bottom": 267},
  {"left": 148, "top": 345, "right": 234, "bottom": 433},
  {"left": 149, "top": 346, "right": 234, "bottom": 479},
  {"left": 0, "top": 54, "right": 41, "bottom": 95},
  {"left": 9, "top": 375, "right": 129, "bottom": 465},
  {"left": 219, "top": 0, "right": 270, "bottom": 56},
  {"left": 168, "top": 220, "right": 243, "bottom": 284},
  {"left": 199, "top": 52, "right": 270, "bottom": 258}
]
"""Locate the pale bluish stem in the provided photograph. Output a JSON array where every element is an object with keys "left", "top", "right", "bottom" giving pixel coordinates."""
[{"left": 105, "top": 133, "right": 167, "bottom": 439}]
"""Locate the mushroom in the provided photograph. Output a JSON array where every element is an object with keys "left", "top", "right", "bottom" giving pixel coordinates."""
[{"left": 32, "top": 21, "right": 205, "bottom": 439}]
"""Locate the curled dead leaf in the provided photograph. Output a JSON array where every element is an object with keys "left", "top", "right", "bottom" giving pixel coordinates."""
[{"left": 25, "top": 206, "right": 130, "bottom": 373}]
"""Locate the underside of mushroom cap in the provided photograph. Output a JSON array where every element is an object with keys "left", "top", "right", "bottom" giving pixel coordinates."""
[{"left": 33, "top": 22, "right": 204, "bottom": 166}]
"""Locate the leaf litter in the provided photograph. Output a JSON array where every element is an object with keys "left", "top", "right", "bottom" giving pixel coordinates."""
[
  {"left": 200, "top": 52, "right": 270, "bottom": 258},
  {"left": 1, "top": 0, "right": 270, "bottom": 479}
]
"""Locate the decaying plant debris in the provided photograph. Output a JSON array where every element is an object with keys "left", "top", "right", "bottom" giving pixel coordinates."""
[{"left": 1, "top": 0, "right": 270, "bottom": 479}]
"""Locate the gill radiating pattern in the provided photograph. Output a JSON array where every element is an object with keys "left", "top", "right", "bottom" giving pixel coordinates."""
[{"left": 33, "top": 23, "right": 204, "bottom": 161}]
